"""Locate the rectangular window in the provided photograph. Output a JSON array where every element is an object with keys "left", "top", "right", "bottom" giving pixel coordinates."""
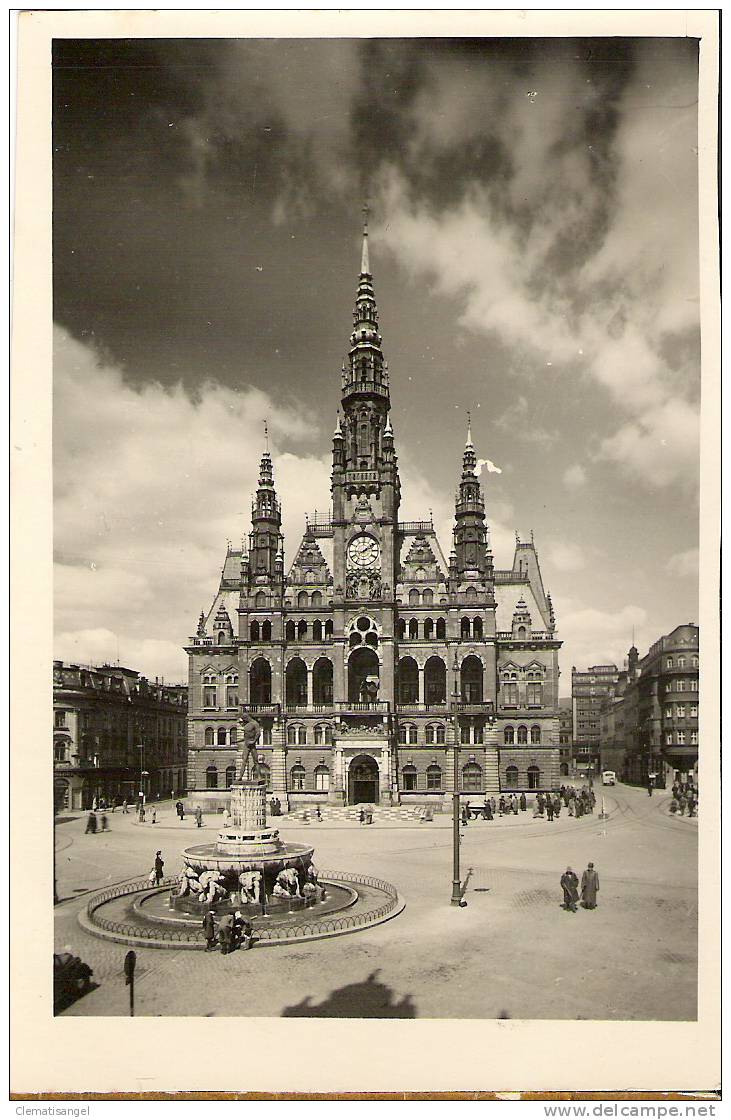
[
  {"left": 55, "top": 710, "right": 66, "bottom": 728},
  {"left": 690, "top": 705, "right": 698, "bottom": 718},
  {"left": 203, "top": 687, "right": 217, "bottom": 708},
  {"left": 315, "top": 769, "right": 330, "bottom": 792},
  {"left": 676, "top": 705, "right": 685, "bottom": 718},
  {"left": 666, "top": 732, "right": 673, "bottom": 745},
  {"left": 665, "top": 707, "right": 672, "bottom": 719},
  {"left": 402, "top": 770, "right": 417, "bottom": 791},
  {"left": 473, "top": 724, "right": 484, "bottom": 744},
  {"left": 502, "top": 683, "right": 518, "bottom": 707},
  {"left": 460, "top": 724, "right": 471, "bottom": 744},
  {"left": 261, "top": 726, "right": 272, "bottom": 745},
  {"left": 526, "top": 683, "right": 543, "bottom": 707},
  {"left": 427, "top": 768, "right": 442, "bottom": 791},
  {"left": 690, "top": 730, "right": 698, "bottom": 745},
  {"left": 54, "top": 744, "right": 68, "bottom": 762},
  {"left": 677, "top": 731, "right": 685, "bottom": 744},
  {"left": 226, "top": 687, "right": 238, "bottom": 709}
]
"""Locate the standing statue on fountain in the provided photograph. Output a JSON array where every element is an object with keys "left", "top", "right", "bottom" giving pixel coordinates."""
[{"left": 239, "top": 710, "right": 264, "bottom": 782}]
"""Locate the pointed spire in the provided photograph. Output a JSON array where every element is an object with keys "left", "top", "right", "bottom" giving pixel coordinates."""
[
  {"left": 361, "top": 202, "right": 370, "bottom": 275},
  {"left": 384, "top": 413, "right": 393, "bottom": 436},
  {"left": 334, "top": 412, "right": 343, "bottom": 438},
  {"left": 263, "top": 418, "right": 269, "bottom": 453},
  {"left": 466, "top": 409, "right": 473, "bottom": 448}
]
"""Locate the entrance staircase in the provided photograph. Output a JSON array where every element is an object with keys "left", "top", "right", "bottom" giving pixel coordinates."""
[{"left": 282, "top": 804, "right": 433, "bottom": 823}]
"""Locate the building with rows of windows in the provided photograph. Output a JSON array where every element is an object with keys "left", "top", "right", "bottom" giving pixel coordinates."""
[
  {"left": 599, "top": 624, "right": 699, "bottom": 787},
  {"left": 185, "top": 220, "right": 562, "bottom": 811},
  {"left": 53, "top": 661, "right": 188, "bottom": 811}
]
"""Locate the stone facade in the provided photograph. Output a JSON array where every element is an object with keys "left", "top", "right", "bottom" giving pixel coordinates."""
[
  {"left": 185, "top": 220, "right": 562, "bottom": 809},
  {"left": 53, "top": 661, "right": 188, "bottom": 811}
]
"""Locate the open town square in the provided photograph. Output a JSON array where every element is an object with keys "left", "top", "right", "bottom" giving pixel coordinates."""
[{"left": 54, "top": 780, "right": 697, "bottom": 1020}]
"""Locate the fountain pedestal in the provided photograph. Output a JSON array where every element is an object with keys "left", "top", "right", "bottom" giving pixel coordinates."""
[{"left": 174, "top": 779, "right": 314, "bottom": 913}]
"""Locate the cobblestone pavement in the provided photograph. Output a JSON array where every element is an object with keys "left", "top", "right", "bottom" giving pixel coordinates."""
[{"left": 55, "top": 784, "right": 698, "bottom": 1019}]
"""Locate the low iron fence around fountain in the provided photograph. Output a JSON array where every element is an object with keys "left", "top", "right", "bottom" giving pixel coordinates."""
[{"left": 84, "top": 871, "right": 400, "bottom": 945}]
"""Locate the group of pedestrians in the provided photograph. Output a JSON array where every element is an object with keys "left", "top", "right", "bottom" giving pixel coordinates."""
[
  {"left": 460, "top": 784, "right": 596, "bottom": 825},
  {"left": 560, "top": 863, "right": 600, "bottom": 913},
  {"left": 669, "top": 780, "right": 698, "bottom": 817},
  {"left": 202, "top": 909, "right": 254, "bottom": 954},
  {"left": 84, "top": 810, "right": 109, "bottom": 834}
]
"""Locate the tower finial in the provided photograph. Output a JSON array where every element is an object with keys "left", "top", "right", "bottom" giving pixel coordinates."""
[
  {"left": 263, "top": 419, "right": 269, "bottom": 453},
  {"left": 361, "top": 202, "right": 370, "bottom": 275},
  {"left": 466, "top": 409, "right": 473, "bottom": 448}
]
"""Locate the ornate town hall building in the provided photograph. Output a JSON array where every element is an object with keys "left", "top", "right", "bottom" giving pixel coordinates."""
[{"left": 185, "top": 222, "right": 562, "bottom": 810}]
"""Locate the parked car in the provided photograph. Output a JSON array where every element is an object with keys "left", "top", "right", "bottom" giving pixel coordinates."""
[
  {"left": 53, "top": 952, "right": 93, "bottom": 1012},
  {"left": 602, "top": 771, "right": 617, "bottom": 786}
]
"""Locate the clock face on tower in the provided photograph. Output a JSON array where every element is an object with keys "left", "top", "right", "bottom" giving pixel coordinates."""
[{"left": 347, "top": 534, "right": 380, "bottom": 570}]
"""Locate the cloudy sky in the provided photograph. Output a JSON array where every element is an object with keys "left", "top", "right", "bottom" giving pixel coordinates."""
[{"left": 53, "top": 35, "right": 701, "bottom": 687}]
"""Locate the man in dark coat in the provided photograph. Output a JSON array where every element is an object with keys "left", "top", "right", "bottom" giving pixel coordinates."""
[
  {"left": 519, "top": 792, "right": 527, "bottom": 812},
  {"left": 154, "top": 851, "right": 165, "bottom": 885},
  {"left": 581, "top": 863, "right": 600, "bottom": 909},
  {"left": 546, "top": 799, "right": 554, "bottom": 822},
  {"left": 218, "top": 912, "right": 234, "bottom": 955},
  {"left": 202, "top": 910, "right": 217, "bottom": 951},
  {"left": 560, "top": 867, "right": 579, "bottom": 912}
]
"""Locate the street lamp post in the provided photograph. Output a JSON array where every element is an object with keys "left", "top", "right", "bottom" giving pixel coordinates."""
[{"left": 450, "top": 658, "right": 463, "bottom": 906}]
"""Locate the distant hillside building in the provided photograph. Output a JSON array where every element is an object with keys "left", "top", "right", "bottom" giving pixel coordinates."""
[
  {"left": 53, "top": 661, "right": 188, "bottom": 811},
  {"left": 184, "top": 219, "right": 563, "bottom": 810}
]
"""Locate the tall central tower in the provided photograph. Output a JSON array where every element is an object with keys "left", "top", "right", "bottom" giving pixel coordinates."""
[{"left": 331, "top": 209, "right": 400, "bottom": 604}]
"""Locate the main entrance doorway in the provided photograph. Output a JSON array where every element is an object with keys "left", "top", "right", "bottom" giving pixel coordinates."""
[{"left": 348, "top": 754, "right": 380, "bottom": 805}]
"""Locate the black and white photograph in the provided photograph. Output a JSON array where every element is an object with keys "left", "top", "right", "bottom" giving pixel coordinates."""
[{"left": 12, "top": 8, "right": 720, "bottom": 1098}]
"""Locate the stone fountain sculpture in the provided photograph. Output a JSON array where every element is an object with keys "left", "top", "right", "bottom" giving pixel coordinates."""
[{"left": 172, "top": 711, "right": 315, "bottom": 914}]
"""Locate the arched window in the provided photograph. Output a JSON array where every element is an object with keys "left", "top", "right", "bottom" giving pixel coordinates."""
[
  {"left": 505, "top": 764, "right": 519, "bottom": 788},
  {"left": 311, "top": 590, "right": 322, "bottom": 607},
  {"left": 249, "top": 658, "right": 272, "bottom": 706},
  {"left": 297, "top": 619, "right": 308, "bottom": 640},
  {"left": 436, "top": 618, "right": 446, "bottom": 640},
  {"left": 517, "top": 626, "right": 527, "bottom": 639},
  {"left": 461, "top": 617, "right": 471, "bottom": 639},
  {"left": 465, "top": 587, "right": 477, "bottom": 603},
  {"left": 206, "top": 765, "right": 218, "bottom": 789},
  {"left": 297, "top": 590, "right": 309, "bottom": 608},
  {"left": 325, "top": 620, "right": 334, "bottom": 639},
  {"left": 287, "top": 724, "right": 307, "bottom": 746},
  {"left": 290, "top": 764, "right": 306, "bottom": 791},
  {"left": 427, "top": 764, "right": 442, "bottom": 791},
  {"left": 409, "top": 618, "right": 419, "bottom": 639},
  {"left": 527, "top": 765, "right": 540, "bottom": 790},
  {"left": 517, "top": 725, "right": 528, "bottom": 744},
  {"left": 230, "top": 727, "right": 237, "bottom": 744},
  {"left": 424, "top": 617, "right": 434, "bottom": 640},
  {"left": 396, "top": 618, "right": 406, "bottom": 639},
  {"left": 560, "top": 762, "right": 569, "bottom": 777},
  {"left": 422, "top": 588, "right": 433, "bottom": 606},
  {"left": 462, "top": 762, "right": 482, "bottom": 792},
  {"left": 531, "top": 725, "right": 541, "bottom": 744},
  {"left": 473, "top": 617, "right": 483, "bottom": 639},
  {"left": 415, "top": 567, "right": 427, "bottom": 582},
  {"left": 250, "top": 621, "right": 261, "bottom": 641},
  {"left": 401, "top": 764, "right": 418, "bottom": 792},
  {"left": 424, "top": 655, "right": 446, "bottom": 705},
  {"left": 285, "top": 620, "right": 296, "bottom": 641},
  {"left": 504, "top": 725, "right": 515, "bottom": 745},
  {"left": 461, "top": 656, "right": 483, "bottom": 702},
  {"left": 397, "top": 658, "right": 419, "bottom": 705},
  {"left": 217, "top": 727, "right": 227, "bottom": 746},
  {"left": 408, "top": 588, "right": 420, "bottom": 606},
  {"left": 312, "top": 620, "right": 323, "bottom": 641},
  {"left": 262, "top": 620, "right": 272, "bottom": 641},
  {"left": 425, "top": 723, "right": 446, "bottom": 745},
  {"left": 314, "top": 764, "right": 330, "bottom": 792},
  {"left": 255, "top": 591, "right": 267, "bottom": 608},
  {"left": 313, "top": 657, "right": 333, "bottom": 705},
  {"left": 217, "top": 631, "right": 227, "bottom": 645},
  {"left": 204, "top": 727, "right": 214, "bottom": 746},
  {"left": 314, "top": 724, "right": 332, "bottom": 745},
  {"left": 398, "top": 723, "right": 417, "bottom": 745},
  {"left": 225, "top": 764, "right": 236, "bottom": 788},
  {"left": 286, "top": 658, "right": 307, "bottom": 706}
]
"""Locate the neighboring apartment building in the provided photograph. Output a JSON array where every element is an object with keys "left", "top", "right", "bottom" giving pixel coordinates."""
[
  {"left": 621, "top": 625, "right": 699, "bottom": 786},
  {"left": 185, "top": 220, "right": 563, "bottom": 810},
  {"left": 53, "top": 661, "right": 188, "bottom": 811},
  {"left": 571, "top": 664, "right": 621, "bottom": 777}
]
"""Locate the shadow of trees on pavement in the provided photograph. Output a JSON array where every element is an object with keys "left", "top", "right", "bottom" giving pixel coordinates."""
[{"left": 281, "top": 969, "right": 417, "bottom": 1018}]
